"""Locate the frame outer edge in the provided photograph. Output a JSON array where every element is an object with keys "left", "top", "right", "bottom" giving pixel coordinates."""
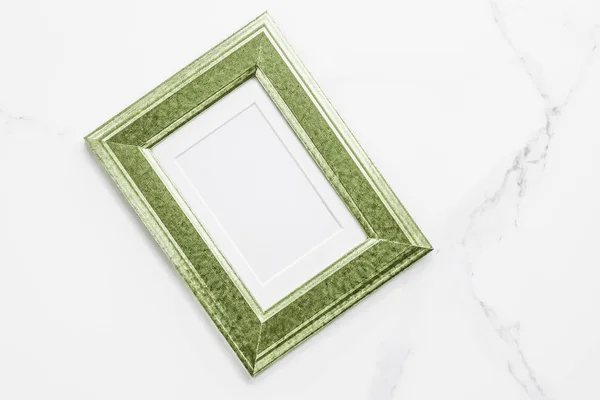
[
  {"left": 253, "top": 244, "right": 431, "bottom": 375},
  {"left": 86, "top": 138, "right": 259, "bottom": 375},
  {"left": 259, "top": 14, "right": 431, "bottom": 249}
]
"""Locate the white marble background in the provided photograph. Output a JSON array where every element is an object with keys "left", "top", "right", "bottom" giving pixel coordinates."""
[{"left": 1, "top": 1, "right": 599, "bottom": 399}]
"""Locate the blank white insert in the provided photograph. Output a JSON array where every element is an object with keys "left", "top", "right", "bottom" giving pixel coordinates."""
[
  {"left": 176, "top": 104, "right": 342, "bottom": 283},
  {"left": 152, "top": 78, "right": 366, "bottom": 310}
]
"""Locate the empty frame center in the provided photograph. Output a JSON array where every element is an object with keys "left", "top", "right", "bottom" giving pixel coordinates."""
[
  {"left": 153, "top": 79, "right": 366, "bottom": 310},
  {"left": 176, "top": 103, "right": 341, "bottom": 283}
]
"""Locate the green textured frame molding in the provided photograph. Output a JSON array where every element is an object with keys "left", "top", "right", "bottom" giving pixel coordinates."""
[{"left": 85, "top": 12, "right": 431, "bottom": 376}]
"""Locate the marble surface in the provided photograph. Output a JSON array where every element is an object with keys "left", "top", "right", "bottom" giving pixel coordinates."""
[{"left": 1, "top": 1, "right": 599, "bottom": 399}]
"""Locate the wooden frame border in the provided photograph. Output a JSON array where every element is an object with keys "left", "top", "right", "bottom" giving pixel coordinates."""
[{"left": 85, "top": 12, "right": 431, "bottom": 376}]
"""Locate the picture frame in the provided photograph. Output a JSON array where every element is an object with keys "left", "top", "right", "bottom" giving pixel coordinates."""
[{"left": 85, "top": 12, "right": 431, "bottom": 376}]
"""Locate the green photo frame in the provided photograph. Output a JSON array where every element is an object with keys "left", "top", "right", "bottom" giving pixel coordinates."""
[{"left": 85, "top": 12, "right": 431, "bottom": 376}]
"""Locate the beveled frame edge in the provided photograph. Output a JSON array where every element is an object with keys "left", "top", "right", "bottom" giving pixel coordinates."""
[
  {"left": 256, "top": 22, "right": 430, "bottom": 250},
  {"left": 85, "top": 12, "right": 432, "bottom": 376}
]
